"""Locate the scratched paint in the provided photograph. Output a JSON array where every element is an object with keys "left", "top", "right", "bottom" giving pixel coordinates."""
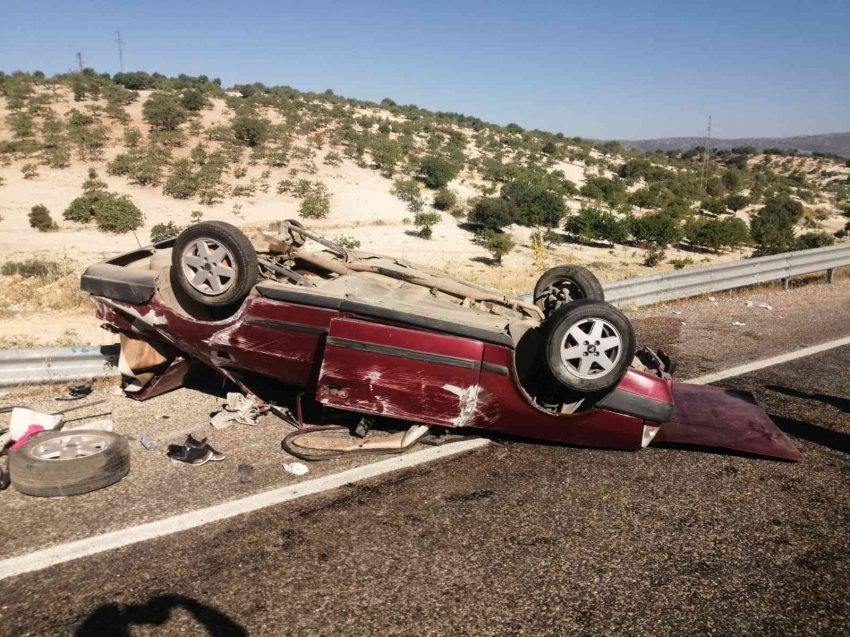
[{"left": 442, "top": 384, "right": 480, "bottom": 426}]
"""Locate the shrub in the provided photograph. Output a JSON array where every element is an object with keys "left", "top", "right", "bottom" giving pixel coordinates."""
[
  {"left": 724, "top": 194, "right": 750, "bottom": 212},
  {"left": 433, "top": 187, "right": 458, "bottom": 211},
  {"left": 541, "top": 141, "right": 557, "bottom": 155},
  {"left": 21, "top": 163, "right": 38, "bottom": 179},
  {"left": 643, "top": 247, "right": 665, "bottom": 267},
  {"left": 124, "top": 127, "right": 142, "bottom": 148},
  {"left": 324, "top": 151, "right": 343, "bottom": 167},
  {"left": 142, "top": 93, "right": 188, "bottom": 131},
  {"left": 685, "top": 217, "right": 750, "bottom": 253},
  {"left": 482, "top": 230, "right": 516, "bottom": 264},
  {"left": 64, "top": 191, "right": 144, "bottom": 233},
  {"left": 468, "top": 197, "right": 518, "bottom": 231},
  {"left": 414, "top": 211, "right": 441, "bottom": 239},
  {"left": 82, "top": 167, "right": 108, "bottom": 193},
  {"left": 232, "top": 114, "right": 271, "bottom": 147},
  {"left": 370, "top": 137, "right": 402, "bottom": 175},
  {"left": 669, "top": 257, "right": 694, "bottom": 270},
  {"left": 750, "top": 195, "right": 805, "bottom": 256},
  {"left": 334, "top": 235, "right": 361, "bottom": 249},
  {"left": 501, "top": 179, "right": 566, "bottom": 228},
  {"left": 163, "top": 159, "right": 198, "bottom": 199},
  {"left": 299, "top": 192, "right": 331, "bottom": 219},
  {"left": 564, "top": 207, "right": 629, "bottom": 245},
  {"left": 418, "top": 155, "right": 461, "bottom": 189},
  {"left": 701, "top": 197, "right": 728, "bottom": 216},
  {"left": 42, "top": 145, "right": 71, "bottom": 168},
  {"left": 630, "top": 213, "right": 683, "bottom": 247},
  {"left": 8, "top": 112, "right": 34, "bottom": 138},
  {"left": 180, "top": 88, "right": 210, "bottom": 112},
  {"left": 795, "top": 232, "right": 835, "bottom": 250},
  {"left": 28, "top": 204, "right": 57, "bottom": 231},
  {"left": 150, "top": 221, "right": 182, "bottom": 242},
  {"left": 149, "top": 130, "right": 186, "bottom": 147}
]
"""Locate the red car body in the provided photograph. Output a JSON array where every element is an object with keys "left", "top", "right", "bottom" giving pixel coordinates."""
[{"left": 82, "top": 242, "right": 802, "bottom": 462}]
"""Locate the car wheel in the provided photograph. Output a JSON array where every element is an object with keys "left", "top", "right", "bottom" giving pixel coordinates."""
[
  {"left": 544, "top": 299, "right": 635, "bottom": 393},
  {"left": 533, "top": 265, "right": 604, "bottom": 317},
  {"left": 9, "top": 431, "right": 131, "bottom": 497},
  {"left": 172, "top": 221, "right": 258, "bottom": 308}
]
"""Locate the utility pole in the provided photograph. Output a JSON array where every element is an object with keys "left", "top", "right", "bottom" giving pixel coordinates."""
[
  {"left": 700, "top": 115, "right": 712, "bottom": 196},
  {"left": 115, "top": 31, "right": 124, "bottom": 72},
  {"left": 76, "top": 52, "right": 83, "bottom": 72}
]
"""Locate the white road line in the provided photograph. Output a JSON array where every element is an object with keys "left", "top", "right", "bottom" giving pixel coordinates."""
[
  {"left": 686, "top": 335, "right": 850, "bottom": 385},
  {"left": 0, "top": 438, "right": 489, "bottom": 582}
]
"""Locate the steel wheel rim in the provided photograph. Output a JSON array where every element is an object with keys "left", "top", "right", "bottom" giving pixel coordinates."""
[
  {"left": 31, "top": 434, "right": 111, "bottom": 461},
  {"left": 560, "top": 318, "right": 622, "bottom": 379},
  {"left": 182, "top": 238, "right": 237, "bottom": 296}
]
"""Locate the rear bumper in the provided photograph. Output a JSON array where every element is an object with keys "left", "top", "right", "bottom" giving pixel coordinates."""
[
  {"left": 654, "top": 383, "right": 803, "bottom": 461},
  {"left": 81, "top": 263, "right": 158, "bottom": 305}
]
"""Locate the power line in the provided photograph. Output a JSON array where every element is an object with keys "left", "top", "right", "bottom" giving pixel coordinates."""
[
  {"left": 76, "top": 52, "right": 83, "bottom": 72},
  {"left": 115, "top": 31, "right": 124, "bottom": 73},
  {"left": 700, "top": 115, "right": 712, "bottom": 196}
]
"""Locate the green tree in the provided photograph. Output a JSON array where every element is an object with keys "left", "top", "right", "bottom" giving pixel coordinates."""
[
  {"left": 433, "top": 187, "right": 458, "bottom": 211},
  {"left": 630, "top": 213, "right": 683, "bottom": 247},
  {"left": 231, "top": 114, "right": 271, "bottom": 147},
  {"left": 8, "top": 112, "right": 34, "bottom": 138},
  {"left": 724, "top": 194, "right": 750, "bottom": 212},
  {"left": 794, "top": 232, "right": 834, "bottom": 250},
  {"left": 299, "top": 192, "right": 331, "bottom": 219},
  {"left": 564, "top": 207, "right": 630, "bottom": 245},
  {"left": 501, "top": 180, "right": 566, "bottom": 228},
  {"left": 468, "top": 197, "right": 518, "bottom": 231},
  {"left": 142, "top": 93, "right": 188, "bottom": 131},
  {"left": 418, "top": 155, "right": 461, "bottom": 188},
  {"left": 414, "top": 211, "right": 441, "bottom": 239},
  {"left": 482, "top": 231, "right": 516, "bottom": 265},
  {"left": 685, "top": 217, "right": 750, "bottom": 253},
  {"left": 701, "top": 197, "right": 728, "bottom": 215},
  {"left": 180, "top": 88, "right": 209, "bottom": 112}
]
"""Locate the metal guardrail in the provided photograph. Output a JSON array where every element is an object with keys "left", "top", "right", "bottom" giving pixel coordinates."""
[
  {"left": 600, "top": 243, "right": 850, "bottom": 308},
  {"left": 0, "top": 345, "right": 120, "bottom": 389}
]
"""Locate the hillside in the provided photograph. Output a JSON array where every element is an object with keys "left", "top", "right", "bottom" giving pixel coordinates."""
[
  {"left": 0, "top": 69, "right": 848, "bottom": 347},
  {"left": 623, "top": 132, "right": 850, "bottom": 157}
]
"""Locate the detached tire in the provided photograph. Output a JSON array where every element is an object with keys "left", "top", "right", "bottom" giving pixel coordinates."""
[
  {"left": 9, "top": 431, "right": 130, "bottom": 497},
  {"left": 172, "top": 221, "right": 258, "bottom": 308},
  {"left": 544, "top": 299, "right": 635, "bottom": 393},
  {"left": 534, "top": 265, "right": 604, "bottom": 317}
]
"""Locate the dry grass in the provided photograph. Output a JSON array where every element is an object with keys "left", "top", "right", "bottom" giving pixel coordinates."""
[{"left": 0, "top": 258, "right": 89, "bottom": 313}]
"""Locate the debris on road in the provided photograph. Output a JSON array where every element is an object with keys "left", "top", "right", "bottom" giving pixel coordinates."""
[
  {"left": 55, "top": 381, "right": 94, "bottom": 401},
  {"left": 63, "top": 419, "right": 113, "bottom": 432},
  {"left": 671, "top": 310, "right": 682, "bottom": 315},
  {"left": 732, "top": 321, "right": 747, "bottom": 327},
  {"left": 210, "top": 393, "right": 268, "bottom": 429},
  {"left": 238, "top": 464, "right": 255, "bottom": 483},
  {"left": 747, "top": 301, "right": 773, "bottom": 310},
  {"left": 140, "top": 434, "right": 158, "bottom": 451},
  {"left": 10, "top": 425, "right": 45, "bottom": 450},
  {"left": 283, "top": 462, "right": 309, "bottom": 476},
  {"left": 167, "top": 435, "right": 226, "bottom": 466},
  {"left": 9, "top": 408, "right": 62, "bottom": 441}
]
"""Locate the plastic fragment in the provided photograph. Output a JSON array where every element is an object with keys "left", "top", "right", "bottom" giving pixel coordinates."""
[
  {"left": 731, "top": 321, "right": 746, "bottom": 327},
  {"left": 671, "top": 311, "right": 682, "bottom": 315},
  {"left": 746, "top": 301, "right": 773, "bottom": 310},
  {"left": 283, "top": 462, "right": 309, "bottom": 476},
  {"left": 238, "top": 464, "right": 255, "bottom": 483},
  {"left": 64, "top": 419, "right": 114, "bottom": 432},
  {"left": 140, "top": 434, "right": 158, "bottom": 451}
]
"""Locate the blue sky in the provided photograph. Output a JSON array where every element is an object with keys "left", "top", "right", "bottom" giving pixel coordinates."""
[{"left": 1, "top": 0, "right": 847, "bottom": 139}]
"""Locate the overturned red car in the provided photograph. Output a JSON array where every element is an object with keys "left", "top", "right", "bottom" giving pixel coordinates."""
[{"left": 81, "top": 220, "right": 801, "bottom": 461}]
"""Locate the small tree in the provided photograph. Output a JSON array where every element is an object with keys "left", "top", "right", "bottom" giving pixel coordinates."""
[
  {"left": 630, "top": 213, "right": 683, "bottom": 248},
  {"left": 163, "top": 159, "right": 198, "bottom": 199},
  {"left": 124, "top": 127, "right": 142, "bottom": 148},
  {"left": 468, "top": 197, "right": 518, "bottom": 231},
  {"left": 482, "top": 231, "right": 516, "bottom": 265},
  {"left": 701, "top": 197, "right": 728, "bottom": 216},
  {"left": 82, "top": 167, "right": 108, "bottom": 194},
  {"left": 150, "top": 221, "right": 182, "bottom": 242},
  {"left": 142, "top": 92, "right": 188, "bottom": 131},
  {"left": 8, "top": 112, "right": 34, "bottom": 138},
  {"left": 501, "top": 179, "right": 566, "bottom": 229},
  {"left": 28, "top": 204, "right": 57, "bottom": 231},
  {"left": 299, "top": 192, "right": 331, "bottom": 219},
  {"left": 795, "top": 232, "right": 834, "bottom": 250},
  {"left": 21, "top": 163, "right": 39, "bottom": 179},
  {"left": 418, "top": 155, "right": 461, "bottom": 189},
  {"left": 433, "top": 187, "right": 458, "bottom": 211},
  {"left": 724, "top": 194, "right": 750, "bottom": 212},
  {"left": 180, "top": 88, "right": 210, "bottom": 112},
  {"left": 414, "top": 211, "right": 441, "bottom": 239},
  {"left": 94, "top": 194, "right": 144, "bottom": 233},
  {"left": 232, "top": 114, "right": 271, "bottom": 147}
]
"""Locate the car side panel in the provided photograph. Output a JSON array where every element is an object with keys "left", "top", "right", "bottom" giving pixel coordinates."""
[{"left": 317, "top": 318, "right": 484, "bottom": 427}]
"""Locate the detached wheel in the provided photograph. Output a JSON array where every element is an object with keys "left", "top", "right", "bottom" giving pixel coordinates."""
[
  {"left": 544, "top": 299, "right": 635, "bottom": 393},
  {"left": 9, "top": 431, "right": 131, "bottom": 497},
  {"left": 534, "top": 265, "right": 604, "bottom": 317},
  {"left": 172, "top": 221, "right": 258, "bottom": 308}
]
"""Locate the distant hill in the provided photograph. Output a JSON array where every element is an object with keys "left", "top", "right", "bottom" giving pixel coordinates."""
[{"left": 621, "top": 132, "right": 850, "bottom": 157}]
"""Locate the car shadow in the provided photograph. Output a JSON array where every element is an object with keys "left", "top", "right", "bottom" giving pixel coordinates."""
[
  {"left": 75, "top": 594, "right": 247, "bottom": 636},
  {"left": 766, "top": 385, "right": 850, "bottom": 413},
  {"left": 769, "top": 414, "right": 850, "bottom": 454}
]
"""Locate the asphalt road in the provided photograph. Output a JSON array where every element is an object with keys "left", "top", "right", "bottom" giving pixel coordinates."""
[{"left": 0, "top": 281, "right": 848, "bottom": 636}]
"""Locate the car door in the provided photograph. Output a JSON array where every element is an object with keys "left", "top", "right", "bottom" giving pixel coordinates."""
[{"left": 317, "top": 318, "right": 484, "bottom": 427}]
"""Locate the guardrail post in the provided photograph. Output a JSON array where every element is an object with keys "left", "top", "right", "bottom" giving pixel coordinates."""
[
  {"left": 827, "top": 268, "right": 836, "bottom": 284},
  {"left": 782, "top": 277, "right": 790, "bottom": 291}
]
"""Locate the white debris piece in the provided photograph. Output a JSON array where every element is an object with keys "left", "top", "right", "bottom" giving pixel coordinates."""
[
  {"left": 9, "top": 408, "right": 63, "bottom": 441},
  {"left": 283, "top": 462, "right": 309, "bottom": 476},
  {"left": 671, "top": 311, "right": 682, "bottom": 315},
  {"left": 732, "top": 321, "right": 747, "bottom": 327},
  {"left": 211, "top": 392, "right": 267, "bottom": 429},
  {"left": 746, "top": 301, "right": 773, "bottom": 310},
  {"left": 63, "top": 419, "right": 114, "bottom": 432}
]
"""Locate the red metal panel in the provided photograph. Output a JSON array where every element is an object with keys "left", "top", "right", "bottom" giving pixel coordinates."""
[
  {"left": 474, "top": 345, "right": 646, "bottom": 450},
  {"left": 616, "top": 369, "right": 674, "bottom": 404},
  {"left": 654, "top": 384, "right": 803, "bottom": 461},
  {"left": 317, "top": 318, "right": 484, "bottom": 427},
  {"left": 209, "top": 297, "right": 337, "bottom": 386}
]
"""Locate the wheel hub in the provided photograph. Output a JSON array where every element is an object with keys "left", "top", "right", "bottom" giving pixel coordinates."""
[
  {"left": 559, "top": 318, "right": 623, "bottom": 379},
  {"left": 182, "top": 238, "right": 237, "bottom": 296}
]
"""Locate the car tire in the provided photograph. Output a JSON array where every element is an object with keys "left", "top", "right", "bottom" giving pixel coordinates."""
[
  {"left": 172, "top": 221, "right": 258, "bottom": 308},
  {"left": 533, "top": 265, "right": 604, "bottom": 317},
  {"left": 9, "top": 431, "right": 131, "bottom": 497},
  {"left": 543, "top": 299, "right": 635, "bottom": 393}
]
